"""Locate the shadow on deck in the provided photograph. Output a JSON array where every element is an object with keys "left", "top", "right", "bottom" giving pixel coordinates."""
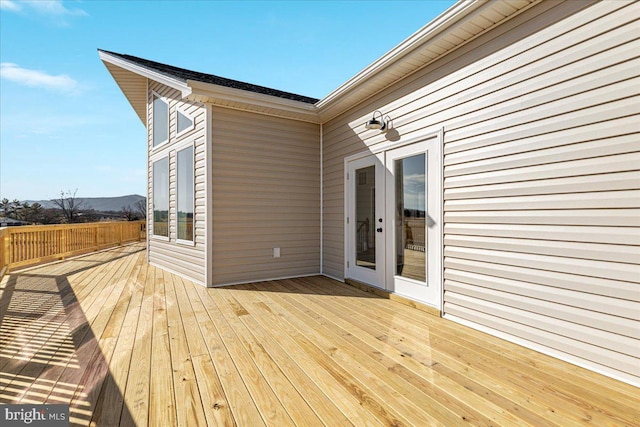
[{"left": 1, "top": 243, "right": 638, "bottom": 426}]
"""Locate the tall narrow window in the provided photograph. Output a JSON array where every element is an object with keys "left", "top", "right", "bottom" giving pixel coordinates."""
[
  {"left": 176, "top": 108, "right": 194, "bottom": 136},
  {"left": 177, "top": 145, "right": 194, "bottom": 242},
  {"left": 153, "top": 95, "right": 169, "bottom": 147},
  {"left": 153, "top": 157, "right": 169, "bottom": 238}
]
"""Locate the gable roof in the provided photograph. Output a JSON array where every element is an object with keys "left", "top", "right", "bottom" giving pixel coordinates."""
[
  {"left": 98, "top": 49, "right": 319, "bottom": 105},
  {"left": 100, "top": 0, "right": 538, "bottom": 124}
]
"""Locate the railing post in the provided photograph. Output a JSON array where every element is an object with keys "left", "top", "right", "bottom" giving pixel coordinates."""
[{"left": 2, "top": 229, "right": 10, "bottom": 269}]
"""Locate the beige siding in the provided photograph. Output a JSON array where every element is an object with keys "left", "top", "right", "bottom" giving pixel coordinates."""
[
  {"left": 147, "top": 81, "right": 207, "bottom": 284},
  {"left": 322, "top": 0, "right": 639, "bottom": 384},
  {"left": 211, "top": 107, "right": 320, "bottom": 285}
]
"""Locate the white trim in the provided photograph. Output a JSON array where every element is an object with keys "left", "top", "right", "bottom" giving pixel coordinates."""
[
  {"left": 316, "top": 0, "right": 483, "bottom": 110},
  {"left": 209, "top": 273, "right": 321, "bottom": 288},
  {"left": 320, "top": 123, "right": 323, "bottom": 275},
  {"left": 151, "top": 155, "right": 170, "bottom": 239},
  {"left": 321, "top": 273, "right": 345, "bottom": 283},
  {"left": 149, "top": 261, "right": 205, "bottom": 286},
  {"left": 151, "top": 91, "right": 170, "bottom": 150},
  {"left": 145, "top": 78, "right": 150, "bottom": 261},
  {"left": 175, "top": 142, "right": 196, "bottom": 245},
  {"left": 99, "top": 50, "right": 192, "bottom": 98},
  {"left": 187, "top": 80, "right": 320, "bottom": 122},
  {"left": 444, "top": 313, "right": 640, "bottom": 388},
  {"left": 175, "top": 106, "right": 196, "bottom": 139},
  {"left": 205, "top": 105, "right": 214, "bottom": 287}
]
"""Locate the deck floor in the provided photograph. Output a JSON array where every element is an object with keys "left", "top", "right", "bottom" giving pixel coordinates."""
[{"left": 0, "top": 243, "right": 637, "bottom": 426}]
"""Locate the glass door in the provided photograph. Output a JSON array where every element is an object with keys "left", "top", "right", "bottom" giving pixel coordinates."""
[
  {"left": 385, "top": 138, "right": 442, "bottom": 307},
  {"left": 346, "top": 154, "right": 385, "bottom": 287}
]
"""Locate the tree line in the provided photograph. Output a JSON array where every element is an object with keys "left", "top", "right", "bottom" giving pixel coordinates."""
[{"left": 1, "top": 190, "right": 147, "bottom": 225}]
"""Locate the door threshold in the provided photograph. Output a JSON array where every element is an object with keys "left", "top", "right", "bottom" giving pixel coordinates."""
[{"left": 344, "top": 278, "right": 441, "bottom": 318}]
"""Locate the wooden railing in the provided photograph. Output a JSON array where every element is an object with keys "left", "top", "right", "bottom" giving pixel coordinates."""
[{"left": 0, "top": 221, "right": 146, "bottom": 275}]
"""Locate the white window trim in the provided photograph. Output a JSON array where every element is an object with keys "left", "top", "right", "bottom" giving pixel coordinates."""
[
  {"left": 175, "top": 106, "right": 196, "bottom": 139},
  {"left": 176, "top": 141, "right": 196, "bottom": 246},
  {"left": 151, "top": 91, "right": 170, "bottom": 151},
  {"left": 151, "top": 155, "right": 170, "bottom": 241}
]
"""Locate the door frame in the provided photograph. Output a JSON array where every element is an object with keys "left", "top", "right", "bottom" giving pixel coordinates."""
[
  {"left": 344, "top": 153, "right": 385, "bottom": 287},
  {"left": 343, "top": 128, "right": 444, "bottom": 309}
]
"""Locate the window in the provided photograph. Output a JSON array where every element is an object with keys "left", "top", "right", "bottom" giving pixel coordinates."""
[
  {"left": 177, "top": 145, "right": 194, "bottom": 242},
  {"left": 176, "top": 108, "right": 194, "bottom": 136},
  {"left": 152, "top": 95, "right": 169, "bottom": 147},
  {"left": 153, "top": 157, "right": 169, "bottom": 238}
]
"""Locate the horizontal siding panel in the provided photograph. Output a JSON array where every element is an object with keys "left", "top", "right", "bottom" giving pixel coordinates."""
[
  {"left": 444, "top": 223, "right": 640, "bottom": 245},
  {"left": 147, "top": 81, "right": 207, "bottom": 285},
  {"left": 444, "top": 299, "right": 640, "bottom": 377},
  {"left": 444, "top": 96, "right": 640, "bottom": 155},
  {"left": 445, "top": 190, "right": 640, "bottom": 211},
  {"left": 445, "top": 281, "right": 639, "bottom": 356},
  {"left": 212, "top": 107, "right": 320, "bottom": 285},
  {"left": 444, "top": 256, "right": 639, "bottom": 302},
  {"left": 444, "top": 235, "right": 640, "bottom": 264},
  {"left": 445, "top": 152, "right": 640, "bottom": 187},
  {"left": 445, "top": 246, "right": 638, "bottom": 283},
  {"left": 445, "top": 270, "right": 640, "bottom": 328},
  {"left": 446, "top": 134, "right": 638, "bottom": 177},
  {"left": 445, "top": 171, "right": 640, "bottom": 200},
  {"left": 322, "top": 0, "right": 639, "bottom": 384},
  {"left": 445, "top": 209, "right": 640, "bottom": 227}
]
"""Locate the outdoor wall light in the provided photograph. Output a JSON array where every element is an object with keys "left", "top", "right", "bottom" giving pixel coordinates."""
[{"left": 364, "top": 110, "right": 391, "bottom": 132}]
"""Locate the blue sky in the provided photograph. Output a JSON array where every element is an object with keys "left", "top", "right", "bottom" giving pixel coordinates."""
[{"left": 0, "top": 0, "right": 455, "bottom": 201}]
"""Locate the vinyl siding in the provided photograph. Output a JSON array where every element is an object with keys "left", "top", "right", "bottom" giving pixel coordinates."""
[
  {"left": 211, "top": 107, "right": 320, "bottom": 285},
  {"left": 322, "top": 0, "right": 639, "bottom": 385},
  {"left": 147, "top": 81, "right": 207, "bottom": 285}
]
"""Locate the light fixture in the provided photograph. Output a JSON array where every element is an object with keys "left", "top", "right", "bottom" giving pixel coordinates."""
[{"left": 364, "top": 110, "right": 391, "bottom": 132}]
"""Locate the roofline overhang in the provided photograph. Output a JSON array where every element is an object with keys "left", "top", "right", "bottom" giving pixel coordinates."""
[
  {"left": 187, "top": 80, "right": 320, "bottom": 123},
  {"left": 315, "top": 0, "right": 538, "bottom": 122},
  {"left": 316, "top": 0, "right": 484, "bottom": 109},
  {"left": 99, "top": 50, "right": 192, "bottom": 98},
  {"left": 99, "top": 0, "right": 538, "bottom": 126}
]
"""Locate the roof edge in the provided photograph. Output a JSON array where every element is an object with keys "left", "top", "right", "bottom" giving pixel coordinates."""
[
  {"left": 316, "top": 0, "right": 485, "bottom": 110},
  {"left": 99, "top": 49, "right": 192, "bottom": 98}
]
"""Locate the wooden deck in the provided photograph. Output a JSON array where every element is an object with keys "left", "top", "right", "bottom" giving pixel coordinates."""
[{"left": 0, "top": 243, "right": 637, "bottom": 426}]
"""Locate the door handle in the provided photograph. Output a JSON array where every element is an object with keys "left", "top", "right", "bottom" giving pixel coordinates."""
[{"left": 377, "top": 227, "right": 383, "bottom": 233}]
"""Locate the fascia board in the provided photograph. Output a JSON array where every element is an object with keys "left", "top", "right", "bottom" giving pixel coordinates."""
[
  {"left": 315, "top": 0, "right": 486, "bottom": 112},
  {"left": 187, "top": 79, "right": 321, "bottom": 122},
  {"left": 99, "top": 51, "right": 192, "bottom": 98}
]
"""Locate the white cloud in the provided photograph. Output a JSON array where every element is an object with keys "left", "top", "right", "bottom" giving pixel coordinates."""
[
  {"left": 1, "top": 1, "right": 87, "bottom": 24},
  {"left": 0, "top": 1, "right": 22, "bottom": 12},
  {"left": 23, "top": 0, "right": 87, "bottom": 17},
  {"left": 0, "top": 63, "right": 79, "bottom": 92}
]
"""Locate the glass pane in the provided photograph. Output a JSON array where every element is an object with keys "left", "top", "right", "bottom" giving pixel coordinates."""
[
  {"left": 355, "top": 165, "right": 376, "bottom": 269},
  {"left": 177, "top": 146, "right": 194, "bottom": 241},
  {"left": 153, "top": 157, "right": 169, "bottom": 237},
  {"left": 177, "top": 110, "right": 193, "bottom": 134},
  {"left": 153, "top": 96, "right": 168, "bottom": 147},
  {"left": 395, "top": 154, "right": 426, "bottom": 281}
]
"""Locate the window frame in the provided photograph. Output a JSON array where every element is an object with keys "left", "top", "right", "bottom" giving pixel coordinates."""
[
  {"left": 175, "top": 141, "right": 196, "bottom": 246},
  {"left": 151, "top": 156, "right": 170, "bottom": 241},
  {"left": 175, "top": 106, "right": 196, "bottom": 139},
  {"left": 151, "top": 92, "right": 170, "bottom": 150}
]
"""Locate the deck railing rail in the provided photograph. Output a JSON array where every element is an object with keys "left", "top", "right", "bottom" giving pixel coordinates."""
[{"left": 0, "top": 220, "right": 146, "bottom": 276}]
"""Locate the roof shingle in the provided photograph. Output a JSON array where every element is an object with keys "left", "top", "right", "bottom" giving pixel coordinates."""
[{"left": 99, "top": 49, "right": 319, "bottom": 104}]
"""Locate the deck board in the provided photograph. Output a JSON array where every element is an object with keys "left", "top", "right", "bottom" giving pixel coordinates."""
[{"left": 0, "top": 243, "right": 638, "bottom": 426}]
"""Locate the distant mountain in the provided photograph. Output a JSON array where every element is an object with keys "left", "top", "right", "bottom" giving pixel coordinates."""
[{"left": 24, "top": 194, "right": 146, "bottom": 212}]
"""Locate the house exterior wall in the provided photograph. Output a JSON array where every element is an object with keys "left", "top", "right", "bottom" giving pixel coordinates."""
[
  {"left": 322, "top": 0, "right": 639, "bottom": 385},
  {"left": 210, "top": 107, "right": 320, "bottom": 286},
  {"left": 147, "top": 81, "right": 208, "bottom": 284}
]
